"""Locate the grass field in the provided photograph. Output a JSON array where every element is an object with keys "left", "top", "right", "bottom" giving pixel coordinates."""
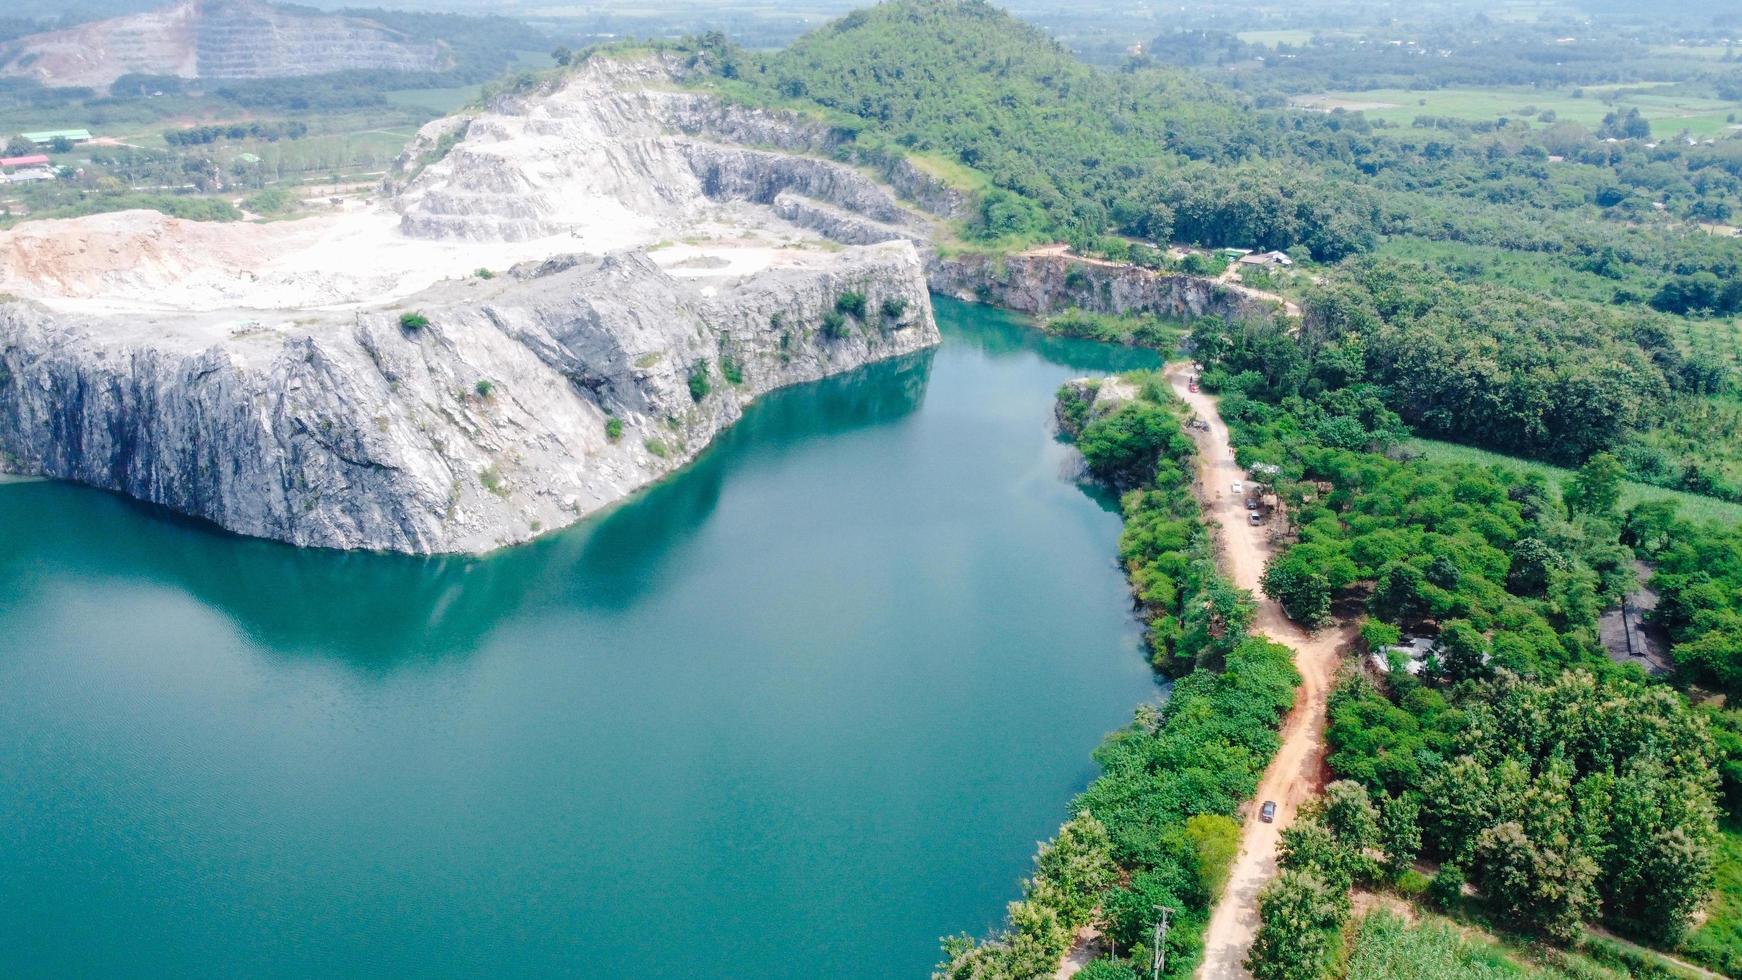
[
  {"left": 1294, "top": 85, "right": 1742, "bottom": 138},
  {"left": 1404, "top": 437, "right": 1742, "bottom": 526},
  {"left": 1679, "top": 823, "right": 1741, "bottom": 976}
]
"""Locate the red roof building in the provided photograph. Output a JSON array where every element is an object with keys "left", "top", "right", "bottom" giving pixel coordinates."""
[{"left": 1, "top": 154, "right": 51, "bottom": 168}]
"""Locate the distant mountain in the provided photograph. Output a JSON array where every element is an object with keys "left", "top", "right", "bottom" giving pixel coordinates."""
[{"left": 0, "top": 0, "right": 453, "bottom": 89}]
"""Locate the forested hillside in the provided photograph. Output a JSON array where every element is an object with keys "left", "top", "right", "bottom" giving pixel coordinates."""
[
  {"left": 683, "top": 0, "right": 1742, "bottom": 503},
  {"left": 666, "top": 3, "right": 1742, "bottom": 975}
]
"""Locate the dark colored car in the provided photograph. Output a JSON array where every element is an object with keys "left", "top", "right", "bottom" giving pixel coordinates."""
[{"left": 1260, "top": 800, "right": 1277, "bottom": 823}]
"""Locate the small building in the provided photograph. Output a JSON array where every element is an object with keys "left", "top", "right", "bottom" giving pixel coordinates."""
[
  {"left": 0, "top": 166, "right": 55, "bottom": 184},
  {"left": 20, "top": 129, "right": 92, "bottom": 145},
  {"left": 0, "top": 154, "right": 50, "bottom": 168},
  {"left": 1371, "top": 636, "right": 1436, "bottom": 675},
  {"left": 1239, "top": 250, "right": 1294, "bottom": 267}
]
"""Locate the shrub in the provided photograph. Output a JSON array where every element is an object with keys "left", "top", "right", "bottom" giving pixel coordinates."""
[
  {"left": 605, "top": 416, "right": 623, "bottom": 442},
  {"left": 242, "top": 187, "right": 299, "bottom": 216},
  {"left": 1427, "top": 863, "right": 1464, "bottom": 910},
  {"left": 474, "top": 379, "right": 495, "bottom": 398},
  {"left": 880, "top": 296, "right": 909, "bottom": 322},
  {"left": 688, "top": 359, "right": 712, "bottom": 402},
  {"left": 821, "top": 311, "right": 849, "bottom": 339},
  {"left": 478, "top": 465, "right": 507, "bottom": 497},
  {"left": 720, "top": 354, "right": 744, "bottom": 386},
  {"left": 835, "top": 291, "right": 868, "bottom": 319},
  {"left": 474, "top": 267, "right": 494, "bottom": 279},
  {"left": 644, "top": 438, "right": 670, "bottom": 459},
  {"left": 399, "top": 311, "right": 430, "bottom": 331}
]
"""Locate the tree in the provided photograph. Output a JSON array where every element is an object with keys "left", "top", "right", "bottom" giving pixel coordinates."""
[
  {"left": 1434, "top": 620, "right": 1489, "bottom": 683},
  {"left": 1185, "top": 814, "right": 1240, "bottom": 901},
  {"left": 3, "top": 135, "right": 33, "bottom": 156},
  {"left": 1621, "top": 499, "right": 1681, "bottom": 556},
  {"left": 1378, "top": 794, "right": 1422, "bottom": 878},
  {"left": 1371, "top": 561, "right": 1428, "bottom": 622},
  {"left": 1505, "top": 536, "right": 1560, "bottom": 598},
  {"left": 1564, "top": 452, "right": 1624, "bottom": 517},
  {"left": 1427, "top": 863, "right": 1464, "bottom": 910},
  {"left": 1474, "top": 820, "right": 1598, "bottom": 943},
  {"left": 1247, "top": 871, "right": 1343, "bottom": 980},
  {"left": 1077, "top": 402, "right": 1179, "bottom": 489},
  {"left": 1263, "top": 551, "right": 1333, "bottom": 626},
  {"left": 1031, "top": 811, "right": 1118, "bottom": 928},
  {"left": 1319, "top": 780, "right": 1379, "bottom": 851}
]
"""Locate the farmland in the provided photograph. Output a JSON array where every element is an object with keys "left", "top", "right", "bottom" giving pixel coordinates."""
[
  {"left": 1293, "top": 84, "right": 1742, "bottom": 138},
  {"left": 1404, "top": 437, "right": 1742, "bottom": 525}
]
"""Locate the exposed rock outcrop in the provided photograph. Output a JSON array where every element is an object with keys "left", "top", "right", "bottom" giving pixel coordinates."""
[
  {"left": 0, "top": 246, "right": 932, "bottom": 553},
  {"left": 927, "top": 252, "right": 1283, "bottom": 323},
  {"left": 0, "top": 0, "right": 449, "bottom": 89},
  {"left": 0, "top": 54, "right": 941, "bottom": 554}
]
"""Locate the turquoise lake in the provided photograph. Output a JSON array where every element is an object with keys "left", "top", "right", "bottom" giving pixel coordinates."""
[{"left": 0, "top": 298, "right": 1161, "bottom": 977}]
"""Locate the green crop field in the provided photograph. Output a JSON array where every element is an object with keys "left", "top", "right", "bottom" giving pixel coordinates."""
[
  {"left": 1295, "top": 85, "right": 1742, "bottom": 138},
  {"left": 1405, "top": 437, "right": 1742, "bottom": 526}
]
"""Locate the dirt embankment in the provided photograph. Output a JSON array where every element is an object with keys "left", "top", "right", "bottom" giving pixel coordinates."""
[{"left": 1165, "top": 363, "right": 1352, "bottom": 980}]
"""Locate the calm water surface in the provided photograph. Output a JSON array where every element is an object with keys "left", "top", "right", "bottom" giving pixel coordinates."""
[{"left": 0, "top": 298, "right": 1160, "bottom": 978}]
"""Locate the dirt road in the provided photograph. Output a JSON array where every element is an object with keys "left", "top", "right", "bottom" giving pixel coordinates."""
[
  {"left": 1019, "top": 244, "right": 1303, "bottom": 319},
  {"left": 1165, "top": 363, "right": 1351, "bottom": 980}
]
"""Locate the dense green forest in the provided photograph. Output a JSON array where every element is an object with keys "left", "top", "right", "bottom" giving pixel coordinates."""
[
  {"left": 1182, "top": 318, "right": 1738, "bottom": 973},
  {"left": 681, "top": 0, "right": 1742, "bottom": 506},
  {"left": 936, "top": 379, "right": 1298, "bottom": 979},
  {"left": 672, "top": 3, "right": 1742, "bottom": 975}
]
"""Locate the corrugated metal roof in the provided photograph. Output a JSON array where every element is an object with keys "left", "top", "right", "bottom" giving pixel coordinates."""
[{"left": 21, "top": 129, "right": 92, "bottom": 142}]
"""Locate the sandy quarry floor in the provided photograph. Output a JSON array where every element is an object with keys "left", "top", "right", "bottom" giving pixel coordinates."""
[{"left": 0, "top": 198, "right": 824, "bottom": 322}]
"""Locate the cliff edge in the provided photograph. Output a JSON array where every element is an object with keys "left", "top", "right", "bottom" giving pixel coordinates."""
[{"left": 0, "top": 55, "right": 942, "bottom": 553}]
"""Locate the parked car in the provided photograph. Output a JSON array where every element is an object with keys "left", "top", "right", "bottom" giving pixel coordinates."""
[
  {"left": 1248, "top": 512, "right": 1264, "bottom": 525},
  {"left": 1231, "top": 480, "right": 1243, "bottom": 494},
  {"left": 1260, "top": 800, "right": 1277, "bottom": 822},
  {"left": 1245, "top": 498, "right": 1259, "bottom": 510}
]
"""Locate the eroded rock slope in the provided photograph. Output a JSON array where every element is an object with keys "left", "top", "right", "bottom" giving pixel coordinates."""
[{"left": 0, "top": 56, "right": 942, "bottom": 553}]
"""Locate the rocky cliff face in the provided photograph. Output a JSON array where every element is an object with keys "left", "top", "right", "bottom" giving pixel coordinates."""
[
  {"left": 0, "top": 246, "right": 934, "bottom": 554},
  {"left": 927, "top": 252, "right": 1282, "bottom": 323},
  {"left": 0, "top": 55, "right": 941, "bottom": 554},
  {"left": 0, "top": 0, "right": 448, "bottom": 89}
]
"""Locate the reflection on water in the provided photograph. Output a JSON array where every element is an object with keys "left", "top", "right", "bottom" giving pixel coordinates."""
[
  {"left": 0, "top": 349, "right": 938, "bottom": 669},
  {"left": 0, "top": 297, "right": 1162, "bottom": 979}
]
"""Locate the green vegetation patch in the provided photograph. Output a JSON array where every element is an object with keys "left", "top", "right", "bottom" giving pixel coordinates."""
[{"left": 938, "top": 376, "right": 1299, "bottom": 979}]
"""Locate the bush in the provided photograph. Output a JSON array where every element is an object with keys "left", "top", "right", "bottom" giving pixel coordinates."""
[
  {"left": 720, "top": 354, "right": 744, "bottom": 386},
  {"left": 835, "top": 292, "right": 868, "bottom": 319},
  {"left": 644, "top": 438, "right": 670, "bottom": 459},
  {"left": 605, "top": 416, "right": 623, "bottom": 442},
  {"left": 399, "top": 311, "right": 430, "bottom": 331},
  {"left": 688, "top": 359, "right": 712, "bottom": 402},
  {"left": 241, "top": 187, "right": 299, "bottom": 216},
  {"left": 1427, "top": 863, "right": 1464, "bottom": 910},
  {"left": 880, "top": 296, "right": 909, "bottom": 322},
  {"left": 474, "top": 379, "right": 495, "bottom": 398},
  {"left": 474, "top": 267, "right": 494, "bottom": 279},
  {"left": 821, "top": 311, "right": 850, "bottom": 339}
]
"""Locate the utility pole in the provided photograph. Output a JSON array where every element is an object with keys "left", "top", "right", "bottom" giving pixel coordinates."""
[{"left": 1151, "top": 905, "right": 1174, "bottom": 980}]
